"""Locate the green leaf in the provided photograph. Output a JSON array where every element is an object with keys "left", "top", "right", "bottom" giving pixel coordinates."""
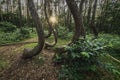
[{"left": 81, "top": 52, "right": 90, "bottom": 58}]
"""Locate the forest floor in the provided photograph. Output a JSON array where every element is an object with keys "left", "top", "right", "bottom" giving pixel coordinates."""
[
  {"left": 0, "top": 34, "right": 120, "bottom": 80},
  {"left": 0, "top": 37, "right": 59, "bottom": 80}
]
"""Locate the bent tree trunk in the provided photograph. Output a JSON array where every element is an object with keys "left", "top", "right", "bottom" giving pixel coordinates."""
[
  {"left": 45, "top": 28, "right": 58, "bottom": 48},
  {"left": 22, "top": 0, "right": 45, "bottom": 59},
  {"left": 44, "top": 0, "right": 52, "bottom": 38},
  {"left": 44, "top": 0, "right": 58, "bottom": 48},
  {"left": 66, "top": 0, "right": 85, "bottom": 43}
]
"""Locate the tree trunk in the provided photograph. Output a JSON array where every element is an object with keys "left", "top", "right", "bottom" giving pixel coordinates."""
[
  {"left": 18, "top": 0, "right": 22, "bottom": 31},
  {"left": 22, "top": 0, "right": 45, "bottom": 59},
  {"left": 90, "top": 0, "right": 98, "bottom": 37},
  {"left": 83, "top": 0, "right": 88, "bottom": 23},
  {"left": 44, "top": 0, "right": 53, "bottom": 38},
  {"left": 0, "top": 5, "right": 2, "bottom": 21},
  {"left": 87, "top": 0, "right": 92, "bottom": 24},
  {"left": 79, "top": 0, "right": 86, "bottom": 37},
  {"left": 26, "top": 0, "right": 30, "bottom": 28},
  {"left": 6, "top": 0, "right": 9, "bottom": 13},
  {"left": 45, "top": 28, "right": 58, "bottom": 48},
  {"left": 44, "top": 0, "right": 58, "bottom": 48},
  {"left": 66, "top": 0, "right": 85, "bottom": 43}
]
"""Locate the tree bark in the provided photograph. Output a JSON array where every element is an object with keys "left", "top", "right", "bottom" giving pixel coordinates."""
[
  {"left": 22, "top": 0, "right": 45, "bottom": 59},
  {"left": 66, "top": 0, "right": 85, "bottom": 43},
  {"left": 90, "top": 0, "right": 98, "bottom": 37},
  {"left": 43, "top": 0, "right": 58, "bottom": 48},
  {"left": 6, "top": 0, "right": 9, "bottom": 13},
  {"left": 79, "top": 0, "right": 86, "bottom": 37},
  {"left": 44, "top": 0, "right": 53, "bottom": 38},
  {"left": 83, "top": 0, "right": 88, "bottom": 22},
  {"left": 87, "top": 0, "right": 93, "bottom": 24},
  {"left": 18, "top": 0, "right": 22, "bottom": 31},
  {"left": 26, "top": 0, "right": 30, "bottom": 28},
  {"left": 0, "top": 4, "right": 2, "bottom": 21},
  {"left": 45, "top": 28, "right": 58, "bottom": 48}
]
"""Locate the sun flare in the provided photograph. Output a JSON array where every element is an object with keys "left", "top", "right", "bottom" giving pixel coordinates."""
[{"left": 49, "top": 16, "right": 57, "bottom": 24}]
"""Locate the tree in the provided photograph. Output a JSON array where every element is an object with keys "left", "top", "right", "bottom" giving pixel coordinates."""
[
  {"left": 66, "top": 0, "right": 85, "bottom": 43},
  {"left": 26, "top": 0, "right": 30, "bottom": 28},
  {"left": 18, "top": 0, "right": 22, "bottom": 31},
  {"left": 90, "top": 0, "right": 98, "bottom": 37},
  {"left": 97, "top": 0, "right": 120, "bottom": 35},
  {"left": 0, "top": 1, "right": 2, "bottom": 21},
  {"left": 44, "top": 0, "right": 53, "bottom": 38},
  {"left": 44, "top": 0, "right": 58, "bottom": 48},
  {"left": 87, "top": 0, "right": 93, "bottom": 24},
  {"left": 6, "top": 0, "right": 10, "bottom": 13},
  {"left": 22, "top": 0, "right": 45, "bottom": 59}
]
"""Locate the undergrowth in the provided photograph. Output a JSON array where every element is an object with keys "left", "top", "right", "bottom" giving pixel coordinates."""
[
  {"left": 54, "top": 34, "right": 120, "bottom": 80},
  {"left": 0, "top": 28, "right": 36, "bottom": 44}
]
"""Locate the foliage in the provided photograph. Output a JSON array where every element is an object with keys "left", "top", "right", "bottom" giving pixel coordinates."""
[
  {"left": 57, "top": 26, "right": 73, "bottom": 39},
  {"left": 55, "top": 34, "right": 120, "bottom": 80},
  {"left": 98, "top": 34, "right": 120, "bottom": 58},
  {"left": 98, "top": 54, "right": 120, "bottom": 80},
  {"left": 0, "top": 28, "right": 32, "bottom": 44},
  {"left": 0, "top": 12, "right": 26, "bottom": 27},
  {"left": 55, "top": 38, "right": 105, "bottom": 80},
  {"left": 97, "top": 0, "right": 120, "bottom": 35},
  {"left": 20, "top": 28, "right": 30, "bottom": 39},
  {"left": 65, "top": 39, "right": 105, "bottom": 60},
  {"left": 0, "top": 22, "right": 16, "bottom": 32}
]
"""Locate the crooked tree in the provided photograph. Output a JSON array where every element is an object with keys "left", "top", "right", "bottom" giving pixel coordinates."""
[
  {"left": 44, "top": 0, "right": 53, "bottom": 38},
  {"left": 44, "top": 0, "right": 58, "bottom": 48},
  {"left": 66, "top": 0, "right": 85, "bottom": 43},
  {"left": 22, "top": 0, "right": 45, "bottom": 59}
]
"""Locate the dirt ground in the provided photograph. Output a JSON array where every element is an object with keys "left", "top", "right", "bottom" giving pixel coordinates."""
[{"left": 0, "top": 38, "right": 58, "bottom": 80}]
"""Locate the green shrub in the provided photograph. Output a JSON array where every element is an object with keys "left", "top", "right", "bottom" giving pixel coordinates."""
[
  {"left": 58, "top": 26, "right": 72, "bottom": 39},
  {"left": 97, "top": 0, "right": 120, "bottom": 35},
  {"left": 20, "top": 28, "right": 30, "bottom": 39},
  {"left": 55, "top": 34, "right": 120, "bottom": 80},
  {"left": 0, "top": 22, "right": 16, "bottom": 32},
  {"left": 99, "top": 34, "right": 120, "bottom": 58},
  {"left": 0, "top": 29, "right": 30, "bottom": 44},
  {"left": 55, "top": 38, "right": 106, "bottom": 80},
  {"left": 0, "top": 12, "right": 27, "bottom": 27}
]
